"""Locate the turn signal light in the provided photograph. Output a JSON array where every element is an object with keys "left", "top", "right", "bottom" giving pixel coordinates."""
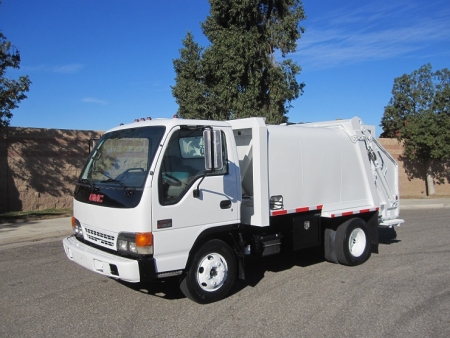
[
  {"left": 71, "top": 217, "right": 83, "bottom": 238},
  {"left": 117, "top": 232, "right": 153, "bottom": 255},
  {"left": 136, "top": 232, "right": 153, "bottom": 247}
]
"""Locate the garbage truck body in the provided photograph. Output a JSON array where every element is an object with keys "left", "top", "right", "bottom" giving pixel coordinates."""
[{"left": 63, "top": 116, "right": 404, "bottom": 303}]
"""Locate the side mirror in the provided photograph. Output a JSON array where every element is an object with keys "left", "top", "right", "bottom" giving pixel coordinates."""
[
  {"left": 203, "top": 129, "right": 223, "bottom": 171},
  {"left": 89, "top": 138, "right": 99, "bottom": 154}
]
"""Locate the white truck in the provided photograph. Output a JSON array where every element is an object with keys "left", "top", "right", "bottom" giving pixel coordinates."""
[{"left": 63, "top": 116, "right": 404, "bottom": 303}]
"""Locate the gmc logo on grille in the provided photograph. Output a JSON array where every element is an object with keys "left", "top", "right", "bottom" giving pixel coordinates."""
[{"left": 89, "top": 193, "right": 104, "bottom": 203}]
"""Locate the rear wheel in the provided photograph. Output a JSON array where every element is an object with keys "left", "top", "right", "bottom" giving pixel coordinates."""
[
  {"left": 335, "top": 218, "right": 371, "bottom": 266},
  {"left": 180, "top": 239, "right": 236, "bottom": 304}
]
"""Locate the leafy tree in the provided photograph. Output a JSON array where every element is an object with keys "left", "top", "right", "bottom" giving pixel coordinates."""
[
  {"left": 380, "top": 64, "right": 450, "bottom": 195},
  {"left": 0, "top": 29, "right": 31, "bottom": 132},
  {"left": 172, "top": 0, "right": 306, "bottom": 124}
]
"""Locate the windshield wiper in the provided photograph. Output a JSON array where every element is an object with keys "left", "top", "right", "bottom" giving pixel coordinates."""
[
  {"left": 93, "top": 171, "right": 137, "bottom": 198},
  {"left": 93, "top": 170, "right": 127, "bottom": 188},
  {"left": 80, "top": 178, "right": 98, "bottom": 191},
  {"left": 101, "top": 178, "right": 126, "bottom": 187},
  {"left": 86, "top": 170, "right": 137, "bottom": 198}
]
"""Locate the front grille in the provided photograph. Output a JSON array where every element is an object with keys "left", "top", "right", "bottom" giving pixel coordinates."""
[{"left": 85, "top": 227, "right": 115, "bottom": 248}]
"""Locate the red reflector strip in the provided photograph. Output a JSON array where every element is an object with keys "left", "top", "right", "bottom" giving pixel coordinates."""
[
  {"left": 331, "top": 207, "right": 379, "bottom": 218},
  {"left": 271, "top": 205, "right": 323, "bottom": 217},
  {"left": 272, "top": 210, "right": 288, "bottom": 216}
]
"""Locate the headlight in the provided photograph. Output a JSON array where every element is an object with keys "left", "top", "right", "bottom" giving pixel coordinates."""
[
  {"left": 117, "top": 239, "right": 129, "bottom": 251},
  {"left": 71, "top": 217, "right": 83, "bottom": 238},
  {"left": 117, "top": 232, "right": 153, "bottom": 255}
]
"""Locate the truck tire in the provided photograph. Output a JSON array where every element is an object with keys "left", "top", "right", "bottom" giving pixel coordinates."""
[
  {"left": 180, "top": 239, "right": 236, "bottom": 304},
  {"left": 335, "top": 218, "right": 371, "bottom": 266}
]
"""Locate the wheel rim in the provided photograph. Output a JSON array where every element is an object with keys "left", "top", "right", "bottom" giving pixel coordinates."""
[
  {"left": 196, "top": 253, "right": 228, "bottom": 292},
  {"left": 348, "top": 228, "right": 366, "bottom": 257}
]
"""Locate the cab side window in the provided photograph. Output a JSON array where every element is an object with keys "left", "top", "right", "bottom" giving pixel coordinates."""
[{"left": 159, "top": 129, "right": 227, "bottom": 205}]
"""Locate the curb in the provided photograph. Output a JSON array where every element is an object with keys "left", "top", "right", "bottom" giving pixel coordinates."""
[
  {"left": 401, "top": 203, "right": 450, "bottom": 210},
  {"left": 0, "top": 217, "right": 72, "bottom": 249},
  {"left": 0, "top": 229, "right": 73, "bottom": 247}
]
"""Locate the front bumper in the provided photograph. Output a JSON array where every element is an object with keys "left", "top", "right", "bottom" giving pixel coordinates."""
[{"left": 62, "top": 235, "right": 156, "bottom": 282}]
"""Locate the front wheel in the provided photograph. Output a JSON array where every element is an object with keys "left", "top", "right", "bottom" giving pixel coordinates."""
[
  {"left": 180, "top": 240, "right": 236, "bottom": 304},
  {"left": 335, "top": 218, "right": 371, "bottom": 266}
]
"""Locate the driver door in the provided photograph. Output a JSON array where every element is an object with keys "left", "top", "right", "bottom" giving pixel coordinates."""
[{"left": 150, "top": 127, "right": 240, "bottom": 272}]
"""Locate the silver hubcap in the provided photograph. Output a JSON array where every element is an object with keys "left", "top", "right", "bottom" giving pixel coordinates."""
[
  {"left": 196, "top": 253, "right": 228, "bottom": 292},
  {"left": 348, "top": 228, "right": 366, "bottom": 257}
]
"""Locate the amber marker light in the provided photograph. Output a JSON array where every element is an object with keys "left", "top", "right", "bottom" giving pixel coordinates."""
[
  {"left": 136, "top": 232, "right": 153, "bottom": 247},
  {"left": 71, "top": 217, "right": 83, "bottom": 238},
  {"left": 135, "top": 232, "right": 153, "bottom": 255}
]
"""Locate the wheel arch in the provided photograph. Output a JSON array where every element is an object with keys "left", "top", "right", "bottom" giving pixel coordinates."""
[
  {"left": 183, "top": 224, "right": 240, "bottom": 273},
  {"left": 180, "top": 230, "right": 239, "bottom": 303}
]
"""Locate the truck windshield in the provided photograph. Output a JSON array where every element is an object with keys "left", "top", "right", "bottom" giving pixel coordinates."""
[{"left": 80, "top": 126, "right": 165, "bottom": 188}]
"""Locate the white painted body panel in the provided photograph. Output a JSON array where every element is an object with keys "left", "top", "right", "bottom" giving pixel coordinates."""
[
  {"left": 266, "top": 123, "right": 377, "bottom": 215},
  {"left": 151, "top": 173, "right": 240, "bottom": 272},
  {"left": 297, "top": 117, "right": 400, "bottom": 221},
  {"left": 228, "top": 118, "right": 270, "bottom": 226},
  {"left": 71, "top": 181, "right": 155, "bottom": 250},
  {"left": 151, "top": 125, "right": 240, "bottom": 273}
]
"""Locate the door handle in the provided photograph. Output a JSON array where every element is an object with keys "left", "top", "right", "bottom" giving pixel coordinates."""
[{"left": 220, "top": 200, "right": 232, "bottom": 209}]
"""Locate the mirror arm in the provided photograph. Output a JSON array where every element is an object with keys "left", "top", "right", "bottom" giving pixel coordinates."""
[{"left": 193, "top": 172, "right": 209, "bottom": 198}]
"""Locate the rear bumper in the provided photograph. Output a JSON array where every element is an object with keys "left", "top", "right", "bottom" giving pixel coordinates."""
[
  {"left": 379, "top": 218, "right": 405, "bottom": 227},
  {"left": 62, "top": 235, "right": 156, "bottom": 282}
]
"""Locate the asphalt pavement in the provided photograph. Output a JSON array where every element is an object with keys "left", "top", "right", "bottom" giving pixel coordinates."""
[{"left": 0, "top": 198, "right": 449, "bottom": 248}]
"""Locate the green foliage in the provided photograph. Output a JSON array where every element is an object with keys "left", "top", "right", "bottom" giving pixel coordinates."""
[
  {"left": 381, "top": 64, "right": 450, "bottom": 160},
  {"left": 380, "top": 64, "right": 450, "bottom": 193},
  {"left": 0, "top": 31, "right": 31, "bottom": 132},
  {"left": 172, "top": 0, "right": 306, "bottom": 124}
]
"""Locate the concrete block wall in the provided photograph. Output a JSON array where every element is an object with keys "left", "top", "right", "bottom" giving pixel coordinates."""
[
  {"left": 378, "top": 138, "right": 450, "bottom": 197},
  {"left": 0, "top": 127, "right": 102, "bottom": 213}
]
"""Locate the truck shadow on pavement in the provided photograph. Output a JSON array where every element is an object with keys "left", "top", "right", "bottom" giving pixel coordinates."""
[
  {"left": 236, "top": 247, "right": 325, "bottom": 289},
  {"left": 117, "top": 278, "right": 186, "bottom": 300},
  {"left": 118, "top": 230, "right": 401, "bottom": 301},
  {"left": 378, "top": 227, "right": 400, "bottom": 245}
]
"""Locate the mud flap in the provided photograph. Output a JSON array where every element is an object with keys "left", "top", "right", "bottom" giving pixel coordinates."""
[
  {"left": 366, "top": 212, "right": 379, "bottom": 254},
  {"left": 324, "top": 228, "right": 338, "bottom": 264},
  {"left": 238, "top": 256, "right": 245, "bottom": 280}
]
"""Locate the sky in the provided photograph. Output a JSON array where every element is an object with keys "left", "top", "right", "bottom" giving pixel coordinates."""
[{"left": 2, "top": 0, "right": 450, "bottom": 136}]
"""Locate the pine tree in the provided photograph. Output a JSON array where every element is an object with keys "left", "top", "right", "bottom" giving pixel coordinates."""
[{"left": 172, "top": 0, "right": 305, "bottom": 124}]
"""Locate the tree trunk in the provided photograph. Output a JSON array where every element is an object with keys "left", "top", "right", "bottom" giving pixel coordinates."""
[{"left": 426, "top": 163, "right": 436, "bottom": 196}]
